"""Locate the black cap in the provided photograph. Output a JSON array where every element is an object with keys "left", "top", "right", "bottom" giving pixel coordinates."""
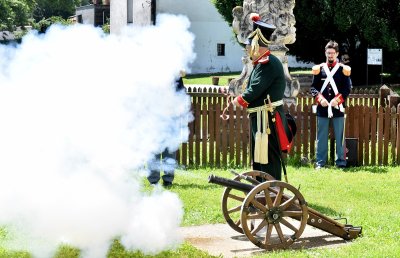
[{"left": 248, "top": 13, "right": 276, "bottom": 47}]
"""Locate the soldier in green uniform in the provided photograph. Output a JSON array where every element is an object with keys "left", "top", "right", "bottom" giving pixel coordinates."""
[{"left": 233, "top": 13, "right": 292, "bottom": 181}]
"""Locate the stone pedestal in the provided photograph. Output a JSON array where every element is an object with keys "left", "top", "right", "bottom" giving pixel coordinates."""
[{"left": 269, "top": 44, "right": 299, "bottom": 105}]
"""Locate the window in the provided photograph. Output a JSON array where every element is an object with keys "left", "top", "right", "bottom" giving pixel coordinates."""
[{"left": 217, "top": 43, "right": 225, "bottom": 56}]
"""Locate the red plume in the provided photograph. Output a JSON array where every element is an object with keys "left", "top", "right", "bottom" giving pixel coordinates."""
[{"left": 250, "top": 13, "right": 260, "bottom": 22}]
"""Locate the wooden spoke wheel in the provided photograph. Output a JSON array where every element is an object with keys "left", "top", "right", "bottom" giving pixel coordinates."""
[
  {"left": 240, "top": 181, "right": 308, "bottom": 250},
  {"left": 221, "top": 170, "right": 275, "bottom": 233}
]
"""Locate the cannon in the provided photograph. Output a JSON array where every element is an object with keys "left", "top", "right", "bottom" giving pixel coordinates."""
[{"left": 208, "top": 170, "right": 362, "bottom": 250}]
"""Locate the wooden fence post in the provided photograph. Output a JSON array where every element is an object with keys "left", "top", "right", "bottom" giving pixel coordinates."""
[
  {"left": 377, "top": 106, "right": 384, "bottom": 165},
  {"left": 390, "top": 106, "right": 397, "bottom": 165},
  {"left": 389, "top": 95, "right": 400, "bottom": 108},
  {"left": 397, "top": 104, "right": 400, "bottom": 164},
  {"left": 379, "top": 85, "right": 391, "bottom": 107}
]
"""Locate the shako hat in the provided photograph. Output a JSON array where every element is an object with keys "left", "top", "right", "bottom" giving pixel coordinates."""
[{"left": 247, "top": 13, "right": 276, "bottom": 55}]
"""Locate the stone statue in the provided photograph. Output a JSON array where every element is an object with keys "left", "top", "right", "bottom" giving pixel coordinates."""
[{"left": 229, "top": 0, "right": 299, "bottom": 103}]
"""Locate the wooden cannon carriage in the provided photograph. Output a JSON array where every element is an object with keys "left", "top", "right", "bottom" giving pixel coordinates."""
[{"left": 208, "top": 170, "right": 362, "bottom": 250}]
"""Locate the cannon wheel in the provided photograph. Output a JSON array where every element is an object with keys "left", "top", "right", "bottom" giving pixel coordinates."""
[
  {"left": 240, "top": 181, "right": 308, "bottom": 250},
  {"left": 221, "top": 170, "right": 275, "bottom": 233}
]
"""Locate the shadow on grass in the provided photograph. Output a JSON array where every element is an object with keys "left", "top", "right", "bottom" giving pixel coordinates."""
[
  {"left": 230, "top": 233, "right": 347, "bottom": 257},
  {"left": 169, "top": 182, "right": 222, "bottom": 191},
  {"left": 341, "top": 166, "right": 389, "bottom": 174},
  {"left": 306, "top": 203, "right": 344, "bottom": 218},
  {"left": 143, "top": 181, "right": 222, "bottom": 191},
  {"left": 286, "top": 162, "right": 390, "bottom": 174}
]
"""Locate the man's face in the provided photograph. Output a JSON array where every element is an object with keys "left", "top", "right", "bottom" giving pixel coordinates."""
[
  {"left": 325, "top": 48, "right": 338, "bottom": 63},
  {"left": 246, "top": 41, "right": 268, "bottom": 61}
]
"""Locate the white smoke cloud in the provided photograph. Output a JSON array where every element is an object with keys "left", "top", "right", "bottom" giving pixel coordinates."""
[{"left": 0, "top": 14, "right": 195, "bottom": 257}]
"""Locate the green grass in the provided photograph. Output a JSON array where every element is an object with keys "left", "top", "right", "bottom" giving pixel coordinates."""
[
  {"left": 1, "top": 166, "right": 399, "bottom": 257},
  {"left": 183, "top": 72, "right": 240, "bottom": 86},
  {"left": 288, "top": 69, "right": 313, "bottom": 75},
  {"left": 170, "top": 166, "right": 400, "bottom": 258}
]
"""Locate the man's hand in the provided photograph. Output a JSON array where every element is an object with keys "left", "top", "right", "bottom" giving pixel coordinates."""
[
  {"left": 330, "top": 98, "right": 339, "bottom": 107},
  {"left": 320, "top": 98, "right": 329, "bottom": 107},
  {"left": 316, "top": 93, "right": 329, "bottom": 107},
  {"left": 220, "top": 87, "right": 231, "bottom": 97},
  {"left": 220, "top": 87, "right": 227, "bottom": 95},
  {"left": 232, "top": 97, "right": 240, "bottom": 107}
]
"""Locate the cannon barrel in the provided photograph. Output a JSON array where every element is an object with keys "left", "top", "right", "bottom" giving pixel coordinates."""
[
  {"left": 230, "top": 170, "right": 262, "bottom": 185},
  {"left": 208, "top": 174, "right": 255, "bottom": 192}
]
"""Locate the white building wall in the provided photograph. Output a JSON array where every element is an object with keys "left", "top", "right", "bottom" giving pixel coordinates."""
[
  {"left": 75, "top": 5, "right": 96, "bottom": 25},
  {"left": 110, "top": 1, "right": 309, "bottom": 74},
  {"left": 110, "top": 0, "right": 127, "bottom": 35},
  {"left": 156, "top": 0, "right": 244, "bottom": 74}
]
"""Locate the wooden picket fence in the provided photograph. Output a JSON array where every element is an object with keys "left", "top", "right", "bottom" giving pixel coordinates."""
[{"left": 177, "top": 85, "right": 400, "bottom": 167}]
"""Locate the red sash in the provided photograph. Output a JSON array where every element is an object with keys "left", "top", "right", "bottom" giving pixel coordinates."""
[{"left": 275, "top": 112, "right": 291, "bottom": 152}]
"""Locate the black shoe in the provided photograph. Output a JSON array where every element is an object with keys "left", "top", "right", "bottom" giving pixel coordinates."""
[{"left": 162, "top": 181, "right": 172, "bottom": 187}]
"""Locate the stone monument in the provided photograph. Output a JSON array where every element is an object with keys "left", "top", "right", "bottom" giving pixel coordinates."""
[{"left": 229, "top": 0, "right": 299, "bottom": 104}]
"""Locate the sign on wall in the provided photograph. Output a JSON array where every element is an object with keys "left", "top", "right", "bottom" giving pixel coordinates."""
[{"left": 367, "top": 48, "right": 382, "bottom": 65}]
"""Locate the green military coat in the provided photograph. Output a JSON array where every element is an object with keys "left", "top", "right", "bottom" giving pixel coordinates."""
[{"left": 241, "top": 54, "right": 288, "bottom": 181}]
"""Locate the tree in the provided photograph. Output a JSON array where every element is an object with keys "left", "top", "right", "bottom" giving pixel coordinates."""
[
  {"left": 292, "top": 0, "right": 400, "bottom": 85},
  {"left": 30, "top": 16, "right": 75, "bottom": 34},
  {"left": 211, "top": 0, "right": 243, "bottom": 26},
  {"left": 0, "top": 0, "right": 85, "bottom": 30},
  {"left": 33, "top": 0, "right": 81, "bottom": 20},
  {"left": 212, "top": 0, "right": 400, "bottom": 85},
  {"left": 0, "top": 0, "right": 34, "bottom": 31}
]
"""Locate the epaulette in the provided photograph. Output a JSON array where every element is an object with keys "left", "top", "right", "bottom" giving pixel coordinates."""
[
  {"left": 341, "top": 64, "right": 351, "bottom": 76},
  {"left": 311, "top": 64, "right": 322, "bottom": 75}
]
